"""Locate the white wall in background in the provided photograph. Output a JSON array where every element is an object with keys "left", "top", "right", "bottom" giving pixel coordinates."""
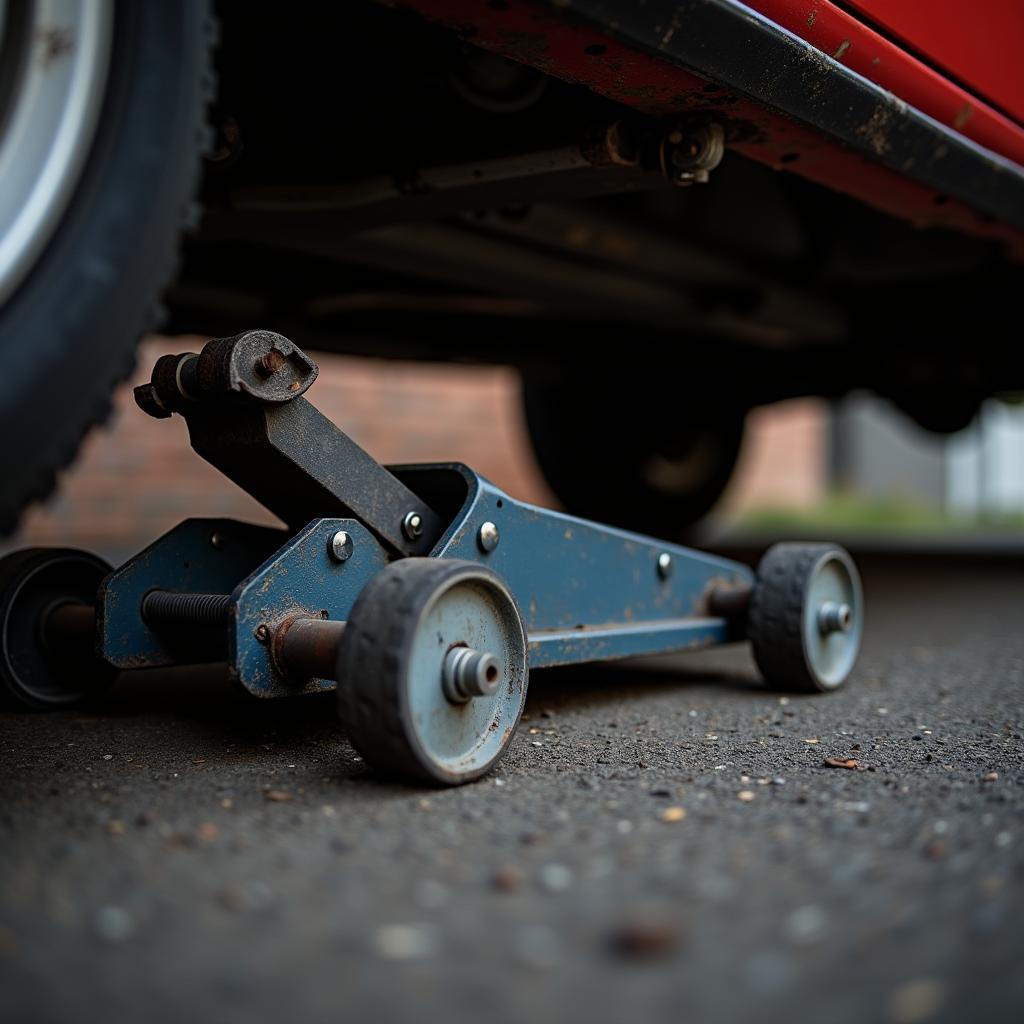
[
  {"left": 833, "top": 393, "right": 946, "bottom": 504},
  {"left": 946, "top": 400, "right": 1024, "bottom": 516}
]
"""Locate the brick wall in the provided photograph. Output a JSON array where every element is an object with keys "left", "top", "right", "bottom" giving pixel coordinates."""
[{"left": 8, "top": 336, "right": 825, "bottom": 563}]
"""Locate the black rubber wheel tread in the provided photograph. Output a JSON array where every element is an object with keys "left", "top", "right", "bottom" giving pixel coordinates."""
[
  {"left": 0, "top": 2, "right": 217, "bottom": 533},
  {"left": 747, "top": 542, "right": 852, "bottom": 694},
  {"left": 336, "top": 558, "right": 527, "bottom": 786},
  {"left": 522, "top": 373, "right": 745, "bottom": 540},
  {"left": 0, "top": 546, "right": 114, "bottom": 710}
]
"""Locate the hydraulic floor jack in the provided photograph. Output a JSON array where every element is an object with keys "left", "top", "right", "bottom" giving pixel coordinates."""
[{"left": 0, "top": 332, "right": 863, "bottom": 784}]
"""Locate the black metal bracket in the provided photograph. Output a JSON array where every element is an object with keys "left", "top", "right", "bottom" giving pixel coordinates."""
[{"left": 134, "top": 331, "right": 444, "bottom": 556}]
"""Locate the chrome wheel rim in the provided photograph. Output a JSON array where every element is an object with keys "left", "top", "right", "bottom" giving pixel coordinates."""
[{"left": 0, "top": 0, "right": 113, "bottom": 305}]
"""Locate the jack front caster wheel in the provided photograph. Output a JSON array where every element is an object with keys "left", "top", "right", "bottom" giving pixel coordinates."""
[
  {"left": 0, "top": 547, "right": 114, "bottom": 710},
  {"left": 748, "top": 543, "right": 863, "bottom": 693},
  {"left": 336, "top": 558, "right": 528, "bottom": 785}
]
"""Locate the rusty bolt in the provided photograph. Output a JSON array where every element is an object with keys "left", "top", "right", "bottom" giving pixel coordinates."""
[
  {"left": 254, "top": 624, "right": 270, "bottom": 643},
  {"left": 254, "top": 348, "right": 287, "bottom": 378}
]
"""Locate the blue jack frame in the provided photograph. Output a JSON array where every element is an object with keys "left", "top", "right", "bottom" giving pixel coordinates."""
[
  {"left": 97, "top": 463, "right": 753, "bottom": 699},
  {"left": 0, "top": 329, "right": 857, "bottom": 783}
]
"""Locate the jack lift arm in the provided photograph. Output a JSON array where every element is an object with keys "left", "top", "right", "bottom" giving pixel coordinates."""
[{"left": 0, "top": 332, "right": 863, "bottom": 785}]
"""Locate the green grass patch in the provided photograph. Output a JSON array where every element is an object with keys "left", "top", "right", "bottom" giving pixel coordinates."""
[{"left": 734, "top": 493, "right": 1024, "bottom": 534}]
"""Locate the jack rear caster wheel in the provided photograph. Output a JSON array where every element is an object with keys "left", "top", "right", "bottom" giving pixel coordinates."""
[
  {"left": 748, "top": 543, "right": 863, "bottom": 693},
  {"left": 336, "top": 558, "right": 528, "bottom": 786},
  {"left": 0, "top": 548, "right": 114, "bottom": 710}
]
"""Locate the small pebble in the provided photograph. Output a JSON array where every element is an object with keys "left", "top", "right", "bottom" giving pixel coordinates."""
[
  {"left": 492, "top": 866, "right": 524, "bottom": 892},
  {"left": 737, "top": 791, "right": 755, "bottom": 802},
  {"left": 219, "top": 880, "right": 274, "bottom": 913},
  {"left": 609, "top": 916, "right": 682, "bottom": 959},
  {"left": 264, "top": 790, "right": 292, "bottom": 802},
  {"left": 94, "top": 906, "right": 134, "bottom": 944},
  {"left": 539, "top": 863, "right": 573, "bottom": 892},
  {"left": 784, "top": 904, "right": 826, "bottom": 945},
  {"left": 887, "top": 978, "right": 945, "bottom": 1023},
  {"left": 661, "top": 807, "right": 687, "bottom": 823},
  {"left": 982, "top": 772, "right": 999, "bottom": 782},
  {"left": 371, "top": 923, "right": 438, "bottom": 961}
]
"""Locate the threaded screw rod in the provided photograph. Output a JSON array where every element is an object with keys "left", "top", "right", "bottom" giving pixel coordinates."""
[{"left": 141, "top": 591, "right": 232, "bottom": 628}]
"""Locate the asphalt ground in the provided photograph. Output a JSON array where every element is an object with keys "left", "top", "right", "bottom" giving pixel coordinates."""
[{"left": 1, "top": 553, "right": 1022, "bottom": 1024}]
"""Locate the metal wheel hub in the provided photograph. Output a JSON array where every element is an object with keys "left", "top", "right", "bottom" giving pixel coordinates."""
[
  {"left": 405, "top": 575, "right": 527, "bottom": 778},
  {"left": 803, "top": 550, "right": 863, "bottom": 689},
  {"left": 0, "top": 0, "right": 113, "bottom": 304}
]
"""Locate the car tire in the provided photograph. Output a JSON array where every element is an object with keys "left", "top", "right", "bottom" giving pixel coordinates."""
[
  {"left": 522, "top": 371, "right": 746, "bottom": 540},
  {"left": 0, "top": 0, "right": 217, "bottom": 533}
]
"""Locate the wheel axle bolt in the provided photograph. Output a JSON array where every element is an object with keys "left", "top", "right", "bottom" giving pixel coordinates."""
[
  {"left": 402, "top": 512, "right": 424, "bottom": 540},
  {"left": 818, "top": 601, "right": 852, "bottom": 635},
  {"left": 327, "top": 530, "right": 354, "bottom": 563},
  {"left": 442, "top": 646, "right": 501, "bottom": 703}
]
